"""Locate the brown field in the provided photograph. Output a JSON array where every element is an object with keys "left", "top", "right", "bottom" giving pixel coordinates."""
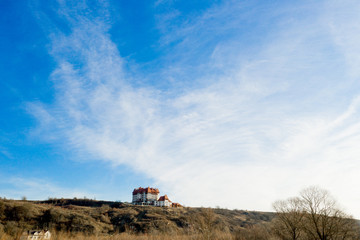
[{"left": 1, "top": 232, "right": 237, "bottom": 240}]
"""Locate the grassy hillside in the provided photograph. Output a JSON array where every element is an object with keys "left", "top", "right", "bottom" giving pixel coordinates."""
[{"left": 0, "top": 197, "right": 274, "bottom": 239}]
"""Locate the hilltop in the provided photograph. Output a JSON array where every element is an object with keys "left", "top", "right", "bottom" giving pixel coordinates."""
[{"left": 0, "top": 197, "right": 274, "bottom": 238}]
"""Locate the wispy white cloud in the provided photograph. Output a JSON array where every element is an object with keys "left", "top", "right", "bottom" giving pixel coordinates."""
[
  {"left": 30, "top": 0, "right": 360, "bottom": 217},
  {"left": 0, "top": 176, "right": 90, "bottom": 200},
  {"left": 325, "top": 0, "right": 360, "bottom": 79},
  {"left": 0, "top": 149, "right": 13, "bottom": 159}
]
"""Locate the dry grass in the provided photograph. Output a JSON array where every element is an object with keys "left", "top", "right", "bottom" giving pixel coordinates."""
[
  {"left": 50, "top": 232, "right": 235, "bottom": 240},
  {"left": 0, "top": 232, "right": 235, "bottom": 240}
]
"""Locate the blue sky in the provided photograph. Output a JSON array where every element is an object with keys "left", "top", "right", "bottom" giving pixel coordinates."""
[{"left": 1, "top": 0, "right": 360, "bottom": 217}]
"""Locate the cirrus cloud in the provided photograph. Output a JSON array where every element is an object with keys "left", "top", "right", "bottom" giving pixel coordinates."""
[{"left": 30, "top": 0, "right": 360, "bottom": 217}]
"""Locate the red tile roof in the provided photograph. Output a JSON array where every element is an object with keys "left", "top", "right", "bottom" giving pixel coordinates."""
[
  {"left": 158, "top": 194, "right": 171, "bottom": 202},
  {"left": 132, "top": 187, "right": 160, "bottom": 195},
  {"left": 172, "top": 202, "right": 182, "bottom": 207}
]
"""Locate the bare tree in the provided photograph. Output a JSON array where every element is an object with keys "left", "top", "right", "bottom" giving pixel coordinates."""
[
  {"left": 272, "top": 197, "right": 304, "bottom": 240},
  {"left": 300, "top": 186, "right": 359, "bottom": 240},
  {"left": 198, "top": 208, "right": 217, "bottom": 240},
  {"left": 272, "top": 186, "right": 360, "bottom": 240}
]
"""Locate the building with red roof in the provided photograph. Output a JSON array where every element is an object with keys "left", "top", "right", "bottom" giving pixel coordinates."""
[
  {"left": 132, "top": 187, "right": 181, "bottom": 207},
  {"left": 156, "top": 194, "right": 171, "bottom": 207},
  {"left": 132, "top": 187, "right": 159, "bottom": 205}
]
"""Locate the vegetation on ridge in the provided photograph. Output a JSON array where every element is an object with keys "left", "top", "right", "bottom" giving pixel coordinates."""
[
  {"left": 0, "top": 187, "right": 359, "bottom": 239},
  {"left": 0, "top": 197, "right": 273, "bottom": 239}
]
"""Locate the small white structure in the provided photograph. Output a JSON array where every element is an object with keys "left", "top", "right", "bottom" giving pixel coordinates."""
[
  {"left": 156, "top": 195, "right": 172, "bottom": 207},
  {"left": 20, "top": 230, "right": 51, "bottom": 240}
]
